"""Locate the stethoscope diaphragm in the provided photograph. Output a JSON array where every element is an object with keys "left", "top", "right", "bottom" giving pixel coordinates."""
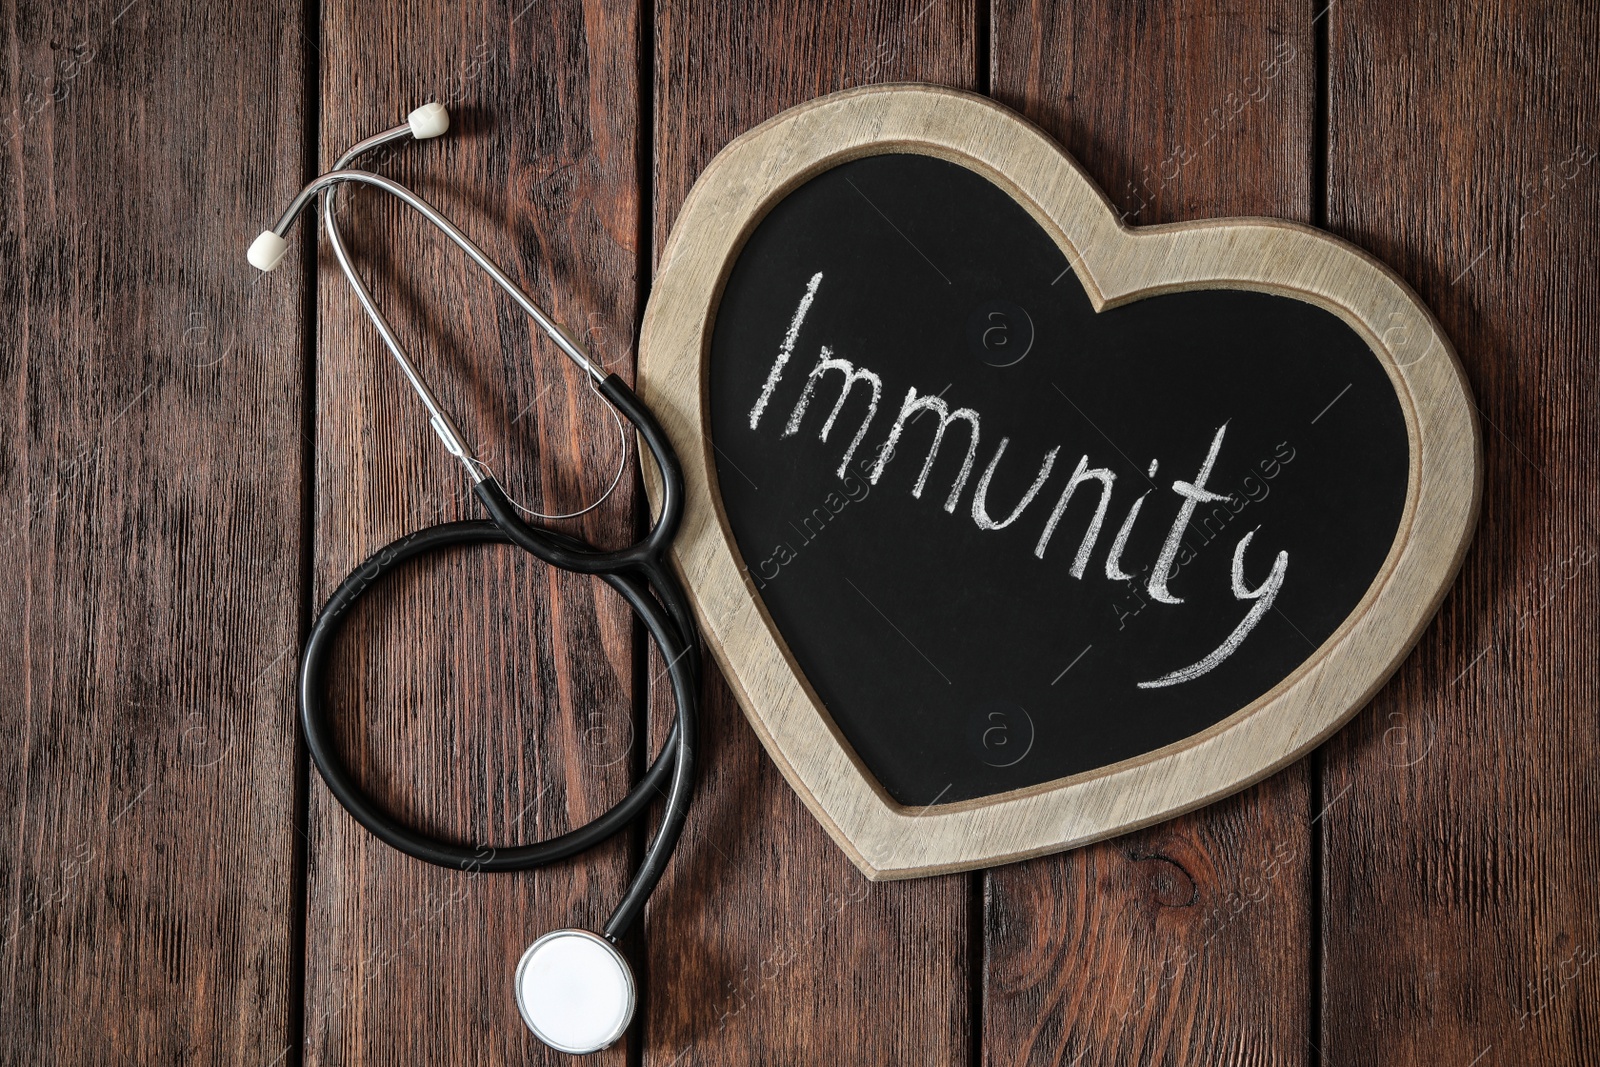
[{"left": 514, "top": 929, "right": 636, "bottom": 1054}]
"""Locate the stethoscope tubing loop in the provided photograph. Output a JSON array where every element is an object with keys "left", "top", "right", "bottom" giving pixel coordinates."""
[{"left": 298, "top": 519, "right": 698, "bottom": 938}]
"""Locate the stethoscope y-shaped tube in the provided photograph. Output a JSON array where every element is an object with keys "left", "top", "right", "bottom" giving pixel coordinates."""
[{"left": 251, "top": 103, "right": 698, "bottom": 1055}]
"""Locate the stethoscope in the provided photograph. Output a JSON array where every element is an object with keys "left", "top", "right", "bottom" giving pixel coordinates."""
[{"left": 249, "top": 102, "right": 698, "bottom": 1055}]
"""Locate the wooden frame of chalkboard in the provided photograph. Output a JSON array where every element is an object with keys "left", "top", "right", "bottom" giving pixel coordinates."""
[{"left": 638, "top": 84, "right": 1480, "bottom": 879}]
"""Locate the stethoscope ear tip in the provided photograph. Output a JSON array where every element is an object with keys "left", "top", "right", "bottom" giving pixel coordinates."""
[
  {"left": 248, "top": 231, "right": 288, "bottom": 272},
  {"left": 249, "top": 100, "right": 448, "bottom": 274},
  {"left": 408, "top": 101, "right": 450, "bottom": 140},
  {"left": 514, "top": 929, "right": 636, "bottom": 1055}
]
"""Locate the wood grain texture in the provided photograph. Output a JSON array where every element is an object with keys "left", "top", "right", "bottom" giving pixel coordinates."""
[
  {"left": 302, "top": 1, "right": 644, "bottom": 1063},
  {"left": 0, "top": 0, "right": 307, "bottom": 1063},
  {"left": 645, "top": 3, "right": 977, "bottom": 1063},
  {"left": 1321, "top": 2, "right": 1600, "bottom": 1064},
  {"left": 984, "top": 3, "right": 1321, "bottom": 1062}
]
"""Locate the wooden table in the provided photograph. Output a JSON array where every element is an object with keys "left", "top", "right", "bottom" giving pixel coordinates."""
[{"left": 3, "top": 1, "right": 1596, "bottom": 1063}]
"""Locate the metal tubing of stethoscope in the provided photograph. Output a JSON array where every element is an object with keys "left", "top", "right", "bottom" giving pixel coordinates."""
[
  {"left": 333, "top": 123, "right": 411, "bottom": 170},
  {"left": 317, "top": 128, "right": 482, "bottom": 473},
  {"left": 270, "top": 168, "right": 605, "bottom": 384}
]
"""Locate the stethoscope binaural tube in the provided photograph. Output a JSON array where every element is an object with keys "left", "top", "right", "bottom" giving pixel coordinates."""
[{"left": 252, "top": 102, "right": 698, "bottom": 1055}]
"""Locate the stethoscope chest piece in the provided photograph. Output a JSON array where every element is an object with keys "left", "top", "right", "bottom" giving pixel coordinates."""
[{"left": 514, "top": 929, "right": 636, "bottom": 1054}]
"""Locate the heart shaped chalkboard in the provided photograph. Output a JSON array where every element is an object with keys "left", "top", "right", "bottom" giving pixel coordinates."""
[{"left": 639, "top": 86, "right": 1478, "bottom": 878}]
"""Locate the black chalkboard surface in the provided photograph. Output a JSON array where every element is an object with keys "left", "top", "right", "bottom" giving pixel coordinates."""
[{"left": 707, "top": 152, "right": 1409, "bottom": 806}]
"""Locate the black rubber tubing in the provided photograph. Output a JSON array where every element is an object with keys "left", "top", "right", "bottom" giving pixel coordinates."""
[{"left": 298, "top": 375, "right": 698, "bottom": 941}]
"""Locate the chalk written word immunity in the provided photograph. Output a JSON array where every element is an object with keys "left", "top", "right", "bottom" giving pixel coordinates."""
[{"left": 744, "top": 273, "right": 1291, "bottom": 690}]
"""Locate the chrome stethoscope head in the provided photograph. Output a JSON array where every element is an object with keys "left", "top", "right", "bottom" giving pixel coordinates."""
[{"left": 249, "top": 102, "right": 626, "bottom": 521}]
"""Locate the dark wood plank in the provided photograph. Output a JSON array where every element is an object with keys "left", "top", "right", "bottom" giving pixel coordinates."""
[
  {"left": 0, "top": 0, "right": 307, "bottom": 1062},
  {"left": 984, "top": 3, "right": 1318, "bottom": 1063},
  {"left": 645, "top": 2, "right": 977, "bottom": 1062},
  {"left": 1322, "top": 3, "right": 1600, "bottom": 1064},
  {"left": 302, "top": 2, "right": 644, "bottom": 1062}
]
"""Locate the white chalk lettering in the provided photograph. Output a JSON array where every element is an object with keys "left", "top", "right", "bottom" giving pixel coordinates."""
[
  {"left": 1034, "top": 455, "right": 1117, "bottom": 579},
  {"left": 783, "top": 346, "right": 883, "bottom": 477},
  {"left": 1104, "top": 490, "right": 1150, "bottom": 581},
  {"left": 1148, "top": 423, "right": 1234, "bottom": 605},
  {"left": 972, "top": 440, "right": 1062, "bottom": 530},
  {"left": 1138, "top": 528, "right": 1289, "bottom": 688},
  {"left": 871, "top": 388, "right": 982, "bottom": 514},
  {"left": 743, "top": 280, "right": 1302, "bottom": 689},
  {"left": 748, "top": 272, "right": 824, "bottom": 430}
]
